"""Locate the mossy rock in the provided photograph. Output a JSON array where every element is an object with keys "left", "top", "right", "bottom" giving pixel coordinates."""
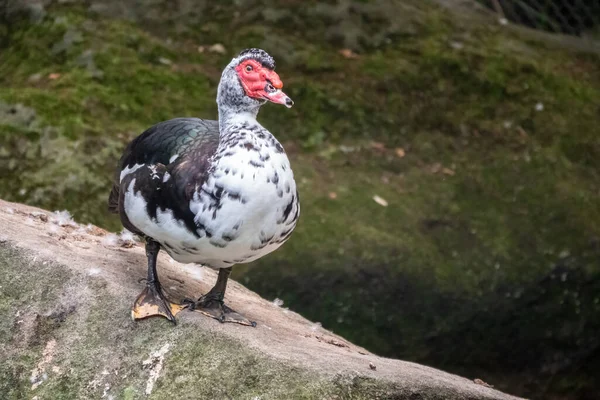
[{"left": 0, "top": 200, "right": 519, "bottom": 400}]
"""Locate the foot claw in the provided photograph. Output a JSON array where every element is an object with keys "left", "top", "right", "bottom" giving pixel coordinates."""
[{"left": 182, "top": 298, "right": 196, "bottom": 310}]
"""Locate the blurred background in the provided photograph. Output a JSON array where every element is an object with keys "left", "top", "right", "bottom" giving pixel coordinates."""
[{"left": 1, "top": 1, "right": 599, "bottom": 399}]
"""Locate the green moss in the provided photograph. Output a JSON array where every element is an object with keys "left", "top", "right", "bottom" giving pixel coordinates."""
[
  {"left": 0, "top": 245, "right": 76, "bottom": 399},
  {"left": 1, "top": 1, "right": 599, "bottom": 398}
]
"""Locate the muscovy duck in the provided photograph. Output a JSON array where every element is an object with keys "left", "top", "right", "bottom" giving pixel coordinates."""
[{"left": 108, "top": 48, "right": 299, "bottom": 327}]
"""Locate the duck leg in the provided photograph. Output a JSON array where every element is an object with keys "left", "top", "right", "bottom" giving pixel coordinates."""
[
  {"left": 185, "top": 267, "right": 256, "bottom": 327},
  {"left": 131, "top": 239, "right": 184, "bottom": 324}
]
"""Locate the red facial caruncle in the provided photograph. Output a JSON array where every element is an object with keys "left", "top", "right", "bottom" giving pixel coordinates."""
[{"left": 235, "top": 59, "right": 293, "bottom": 108}]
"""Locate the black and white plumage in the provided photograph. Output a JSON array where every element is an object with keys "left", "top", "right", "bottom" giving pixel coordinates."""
[{"left": 108, "top": 48, "right": 299, "bottom": 325}]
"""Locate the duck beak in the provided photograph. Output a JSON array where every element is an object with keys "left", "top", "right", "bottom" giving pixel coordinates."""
[
  {"left": 262, "top": 70, "right": 293, "bottom": 108},
  {"left": 263, "top": 89, "right": 294, "bottom": 108}
]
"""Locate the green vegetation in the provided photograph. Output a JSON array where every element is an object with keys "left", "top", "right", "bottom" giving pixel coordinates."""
[{"left": 1, "top": 1, "right": 599, "bottom": 399}]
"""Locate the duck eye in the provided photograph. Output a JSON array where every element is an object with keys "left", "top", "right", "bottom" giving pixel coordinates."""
[
  {"left": 266, "top": 83, "right": 275, "bottom": 92},
  {"left": 245, "top": 65, "right": 253, "bottom": 72}
]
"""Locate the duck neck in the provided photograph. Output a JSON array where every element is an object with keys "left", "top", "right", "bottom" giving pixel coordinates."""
[{"left": 218, "top": 105, "right": 260, "bottom": 137}]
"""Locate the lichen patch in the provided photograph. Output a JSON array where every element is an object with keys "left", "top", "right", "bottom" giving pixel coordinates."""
[
  {"left": 142, "top": 343, "right": 171, "bottom": 395},
  {"left": 30, "top": 338, "right": 57, "bottom": 390}
]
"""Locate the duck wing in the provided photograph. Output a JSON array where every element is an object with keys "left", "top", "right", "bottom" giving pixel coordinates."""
[{"left": 108, "top": 118, "right": 219, "bottom": 214}]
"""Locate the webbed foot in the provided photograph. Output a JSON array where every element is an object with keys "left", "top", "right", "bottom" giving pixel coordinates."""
[
  {"left": 184, "top": 295, "right": 256, "bottom": 327},
  {"left": 132, "top": 283, "right": 184, "bottom": 324}
]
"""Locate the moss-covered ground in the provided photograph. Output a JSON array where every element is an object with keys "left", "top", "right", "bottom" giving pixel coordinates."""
[{"left": 1, "top": 1, "right": 599, "bottom": 398}]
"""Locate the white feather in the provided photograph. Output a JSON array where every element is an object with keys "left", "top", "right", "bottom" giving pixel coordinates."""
[
  {"left": 120, "top": 163, "right": 144, "bottom": 183},
  {"left": 122, "top": 118, "right": 299, "bottom": 268}
]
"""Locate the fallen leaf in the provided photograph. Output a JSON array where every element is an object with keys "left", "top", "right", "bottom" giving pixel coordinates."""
[
  {"left": 314, "top": 335, "right": 349, "bottom": 348},
  {"left": 28, "top": 73, "right": 43, "bottom": 83},
  {"left": 516, "top": 126, "right": 528, "bottom": 138},
  {"left": 370, "top": 141, "right": 386, "bottom": 151},
  {"left": 395, "top": 147, "right": 406, "bottom": 158},
  {"left": 430, "top": 163, "right": 442, "bottom": 174},
  {"left": 209, "top": 43, "right": 226, "bottom": 54},
  {"left": 474, "top": 378, "right": 493, "bottom": 388},
  {"left": 339, "top": 49, "right": 359, "bottom": 59},
  {"left": 372, "top": 195, "right": 388, "bottom": 207},
  {"left": 328, "top": 192, "right": 337, "bottom": 200},
  {"left": 449, "top": 41, "right": 464, "bottom": 50},
  {"left": 158, "top": 57, "right": 172, "bottom": 65},
  {"left": 442, "top": 168, "right": 455, "bottom": 176},
  {"left": 338, "top": 145, "right": 356, "bottom": 153},
  {"left": 48, "top": 73, "right": 61, "bottom": 80}
]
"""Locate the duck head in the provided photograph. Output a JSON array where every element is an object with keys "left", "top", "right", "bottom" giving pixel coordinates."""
[{"left": 217, "top": 48, "right": 293, "bottom": 117}]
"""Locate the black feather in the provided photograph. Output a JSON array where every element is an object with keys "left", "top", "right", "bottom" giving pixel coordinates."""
[
  {"left": 108, "top": 118, "right": 219, "bottom": 237},
  {"left": 238, "top": 48, "right": 276, "bottom": 70}
]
